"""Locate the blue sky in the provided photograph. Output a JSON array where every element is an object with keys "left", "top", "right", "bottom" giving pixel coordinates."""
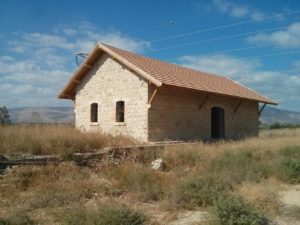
[{"left": 0, "top": 0, "right": 300, "bottom": 111}]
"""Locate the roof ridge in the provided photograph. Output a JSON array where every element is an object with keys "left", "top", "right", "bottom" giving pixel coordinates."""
[
  {"left": 101, "top": 43, "right": 230, "bottom": 80},
  {"left": 59, "top": 43, "right": 277, "bottom": 105},
  {"left": 98, "top": 43, "right": 162, "bottom": 87}
]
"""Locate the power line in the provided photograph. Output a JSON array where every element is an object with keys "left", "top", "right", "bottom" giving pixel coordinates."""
[
  {"left": 150, "top": 9, "right": 300, "bottom": 42},
  {"left": 145, "top": 25, "right": 288, "bottom": 53},
  {"left": 195, "top": 45, "right": 273, "bottom": 57},
  {"left": 166, "top": 50, "right": 300, "bottom": 63},
  {"left": 241, "top": 50, "right": 300, "bottom": 59},
  {"left": 127, "top": 16, "right": 196, "bottom": 35},
  {"left": 165, "top": 44, "right": 274, "bottom": 61}
]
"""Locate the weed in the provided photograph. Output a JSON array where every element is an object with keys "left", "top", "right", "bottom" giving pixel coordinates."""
[
  {"left": 275, "top": 146, "right": 300, "bottom": 183},
  {"left": 61, "top": 204, "right": 145, "bottom": 225},
  {"left": 169, "top": 174, "right": 231, "bottom": 208},
  {"left": 280, "top": 146, "right": 300, "bottom": 158},
  {"left": 5, "top": 163, "right": 104, "bottom": 208},
  {"left": 210, "top": 150, "right": 270, "bottom": 184},
  {"left": 214, "top": 195, "right": 269, "bottom": 225},
  {"left": 0, "top": 124, "right": 137, "bottom": 155},
  {"left": 103, "top": 164, "right": 169, "bottom": 201},
  {"left": 277, "top": 158, "right": 300, "bottom": 183},
  {"left": 237, "top": 180, "right": 281, "bottom": 217},
  {"left": 163, "top": 146, "right": 202, "bottom": 168},
  {"left": 0, "top": 210, "right": 35, "bottom": 225}
]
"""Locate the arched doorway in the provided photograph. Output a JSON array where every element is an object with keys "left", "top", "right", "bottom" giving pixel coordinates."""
[{"left": 211, "top": 107, "right": 225, "bottom": 139}]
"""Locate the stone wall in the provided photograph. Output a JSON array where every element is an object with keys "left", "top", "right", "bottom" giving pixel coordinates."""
[
  {"left": 75, "top": 53, "right": 149, "bottom": 141},
  {"left": 148, "top": 85, "right": 258, "bottom": 142},
  {"left": 74, "top": 53, "right": 259, "bottom": 142}
]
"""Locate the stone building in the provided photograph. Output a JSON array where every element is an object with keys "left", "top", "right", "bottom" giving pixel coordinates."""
[{"left": 58, "top": 43, "right": 277, "bottom": 142}]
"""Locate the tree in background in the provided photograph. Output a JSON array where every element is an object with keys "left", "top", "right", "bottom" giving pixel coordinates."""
[{"left": 0, "top": 106, "right": 11, "bottom": 125}]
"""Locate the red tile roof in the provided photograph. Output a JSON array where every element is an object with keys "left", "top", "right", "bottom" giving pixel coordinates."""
[{"left": 58, "top": 43, "right": 277, "bottom": 105}]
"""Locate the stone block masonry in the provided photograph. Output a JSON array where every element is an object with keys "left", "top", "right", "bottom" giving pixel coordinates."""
[
  {"left": 75, "top": 53, "right": 149, "bottom": 141},
  {"left": 74, "top": 53, "right": 259, "bottom": 142},
  {"left": 148, "top": 85, "right": 258, "bottom": 141}
]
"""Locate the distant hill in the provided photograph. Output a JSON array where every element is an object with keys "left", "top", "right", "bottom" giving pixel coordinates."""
[
  {"left": 7, "top": 106, "right": 300, "bottom": 125},
  {"left": 260, "top": 106, "right": 300, "bottom": 125},
  {"left": 8, "top": 107, "right": 74, "bottom": 124}
]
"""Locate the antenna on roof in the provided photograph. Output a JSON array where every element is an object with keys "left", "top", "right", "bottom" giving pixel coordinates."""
[{"left": 75, "top": 53, "right": 88, "bottom": 66}]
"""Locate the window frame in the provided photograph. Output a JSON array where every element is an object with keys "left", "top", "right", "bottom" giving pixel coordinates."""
[
  {"left": 90, "top": 103, "right": 98, "bottom": 123},
  {"left": 115, "top": 101, "right": 125, "bottom": 124}
]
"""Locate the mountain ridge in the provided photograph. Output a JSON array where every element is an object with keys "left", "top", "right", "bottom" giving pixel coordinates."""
[{"left": 7, "top": 106, "right": 300, "bottom": 125}]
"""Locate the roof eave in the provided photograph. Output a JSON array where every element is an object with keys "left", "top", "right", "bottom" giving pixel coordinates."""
[
  {"left": 58, "top": 43, "right": 162, "bottom": 99},
  {"left": 58, "top": 44, "right": 101, "bottom": 99},
  {"left": 163, "top": 83, "right": 278, "bottom": 106},
  {"left": 261, "top": 100, "right": 278, "bottom": 105}
]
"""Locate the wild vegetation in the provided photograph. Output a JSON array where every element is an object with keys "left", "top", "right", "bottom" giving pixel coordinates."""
[
  {"left": 267, "top": 122, "right": 300, "bottom": 129},
  {"left": 0, "top": 106, "right": 11, "bottom": 126},
  {"left": 0, "top": 124, "right": 136, "bottom": 155},
  {"left": 0, "top": 126, "right": 299, "bottom": 225}
]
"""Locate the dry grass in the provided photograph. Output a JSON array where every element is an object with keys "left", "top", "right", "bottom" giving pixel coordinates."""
[
  {"left": 163, "top": 128, "right": 300, "bottom": 178},
  {"left": 102, "top": 163, "right": 175, "bottom": 201},
  {"left": 160, "top": 129, "right": 300, "bottom": 222},
  {"left": 0, "top": 127, "right": 299, "bottom": 224},
  {"left": 0, "top": 163, "right": 105, "bottom": 210},
  {"left": 237, "top": 179, "right": 283, "bottom": 217},
  {"left": 0, "top": 124, "right": 137, "bottom": 155},
  {"left": 59, "top": 204, "right": 146, "bottom": 225}
]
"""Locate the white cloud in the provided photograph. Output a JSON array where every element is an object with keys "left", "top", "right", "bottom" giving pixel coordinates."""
[
  {"left": 229, "top": 5, "right": 249, "bottom": 18},
  {"left": 179, "top": 55, "right": 260, "bottom": 80},
  {"left": 212, "top": 0, "right": 264, "bottom": 19},
  {"left": 62, "top": 28, "right": 77, "bottom": 36},
  {"left": 178, "top": 54, "right": 300, "bottom": 111},
  {"left": 247, "top": 22, "right": 300, "bottom": 48},
  {"left": 8, "top": 33, "right": 75, "bottom": 52},
  {"left": 292, "top": 60, "right": 300, "bottom": 70},
  {"left": 0, "top": 59, "right": 70, "bottom": 87},
  {"left": 0, "top": 58, "right": 72, "bottom": 108},
  {"left": 0, "top": 56, "right": 14, "bottom": 61},
  {"left": 1, "top": 21, "right": 151, "bottom": 108},
  {"left": 72, "top": 29, "right": 150, "bottom": 53},
  {"left": 67, "top": 21, "right": 151, "bottom": 53},
  {"left": 250, "top": 11, "right": 265, "bottom": 21},
  {"left": 213, "top": 0, "right": 248, "bottom": 18},
  {"left": 9, "top": 24, "right": 150, "bottom": 55}
]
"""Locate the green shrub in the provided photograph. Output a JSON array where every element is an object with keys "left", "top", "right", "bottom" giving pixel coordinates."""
[
  {"left": 170, "top": 174, "right": 231, "bottom": 208},
  {"left": 0, "top": 210, "right": 35, "bottom": 225},
  {"left": 275, "top": 146, "right": 300, "bottom": 184},
  {"left": 103, "top": 165, "right": 165, "bottom": 201},
  {"left": 269, "top": 122, "right": 300, "bottom": 129},
  {"left": 210, "top": 151, "right": 269, "bottom": 184},
  {"left": 215, "top": 195, "right": 269, "bottom": 225},
  {"left": 269, "top": 122, "right": 283, "bottom": 129},
  {"left": 280, "top": 146, "right": 300, "bottom": 158},
  {"left": 276, "top": 158, "right": 300, "bottom": 183},
  {"left": 0, "top": 219, "right": 9, "bottom": 225},
  {"left": 61, "top": 205, "right": 146, "bottom": 225}
]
